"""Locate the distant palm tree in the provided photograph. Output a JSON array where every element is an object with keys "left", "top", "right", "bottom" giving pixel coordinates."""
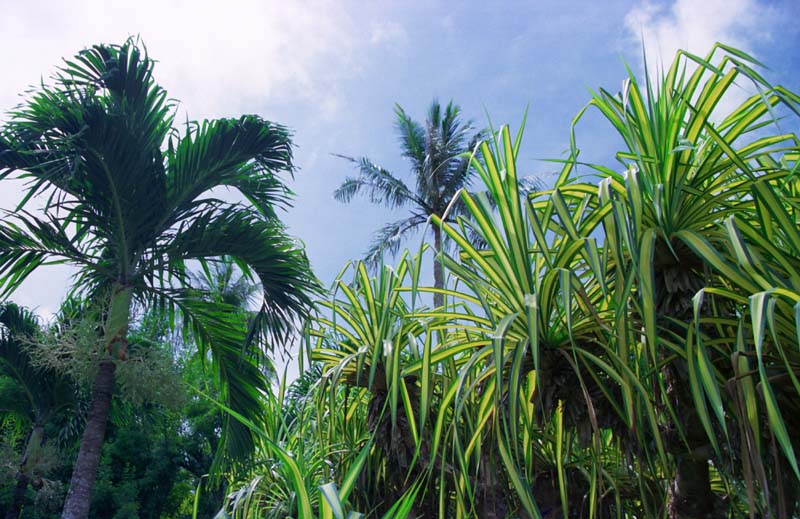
[
  {"left": 0, "top": 40, "right": 319, "bottom": 519},
  {"left": 188, "top": 256, "right": 279, "bottom": 471},
  {"left": 334, "top": 100, "right": 484, "bottom": 309}
]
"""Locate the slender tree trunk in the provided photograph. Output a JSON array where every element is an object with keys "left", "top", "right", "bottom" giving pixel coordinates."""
[
  {"left": 61, "top": 360, "right": 116, "bottom": 519},
  {"left": 6, "top": 472, "right": 30, "bottom": 519},
  {"left": 62, "top": 284, "right": 131, "bottom": 519},
  {"left": 433, "top": 225, "right": 444, "bottom": 309},
  {"left": 6, "top": 425, "right": 45, "bottom": 519}
]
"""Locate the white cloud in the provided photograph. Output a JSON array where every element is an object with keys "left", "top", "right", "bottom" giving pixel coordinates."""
[
  {"left": 624, "top": 0, "right": 778, "bottom": 118},
  {"left": 0, "top": 0, "right": 359, "bottom": 121},
  {"left": 369, "top": 20, "right": 408, "bottom": 49},
  {"left": 624, "top": 0, "right": 774, "bottom": 70}
]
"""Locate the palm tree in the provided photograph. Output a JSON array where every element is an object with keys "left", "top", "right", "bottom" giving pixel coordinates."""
[
  {"left": 1, "top": 302, "right": 76, "bottom": 519},
  {"left": 334, "top": 99, "right": 484, "bottom": 309},
  {"left": 0, "top": 40, "right": 319, "bottom": 519}
]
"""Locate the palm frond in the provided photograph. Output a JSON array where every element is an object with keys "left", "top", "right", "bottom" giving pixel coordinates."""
[
  {"left": 394, "top": 104, "right": 426, "bottom": 180},
  {"left": 153, "top": 204, "right": 320, "bottom": 348},
  {"left": 0, "top": 40, "right": 172, "bottom": 242},
  {"left": 158, "top": 290, "right": 267, "bottom": 474},
  {"left": 333, "top": 154, "right": 421, "bottom": 209},
  {"left": 0, "top": 302, "right": 75, "bottom": 424},
  {"left": 363, "top": 215, "right": 426, "bottom": 268},
  {"left": 0, "top": 211, "right": 100, "bottom": 298},
  {"left": 166, "top": 115, "right": 294, "bottom": 224}
]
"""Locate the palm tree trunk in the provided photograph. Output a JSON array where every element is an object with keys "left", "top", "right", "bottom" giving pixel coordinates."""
[
  {"left": 5, "top": 472, "right": 30, "bottom": 519},
  {"left": 62, "top": 284, "right": 131, "bottom": 519},
  {"left": 6, "top": 424, "right": 45, "bottom": 519},
  {"left": 433, "top": 225, "right": 444, "bottom": 309},
  {"left": 61, "top": 360, "right": 115, "bottom": 519}
]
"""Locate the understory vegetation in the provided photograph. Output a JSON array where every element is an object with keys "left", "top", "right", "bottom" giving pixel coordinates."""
[{"left": 1, "top": 40, "right": 799, "bottom": 519}]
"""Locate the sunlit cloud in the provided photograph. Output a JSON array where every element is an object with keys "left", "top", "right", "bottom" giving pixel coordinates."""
[
  {"left": 624, "top": 0, "right": 779, "bottom": 118},
  {"left": 0, "top": 0, "right": 360, "bottom": 121},
  {"left": 624, "top": 0, "right": 775, "bottom": 70}
]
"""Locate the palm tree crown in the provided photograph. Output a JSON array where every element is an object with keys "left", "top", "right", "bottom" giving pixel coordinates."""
[
  {"left": 335, "top": 100, "right": 483, "bottom": 263},
  {"left": 0, "top": 39, "right": 320, "bottom": 518}
]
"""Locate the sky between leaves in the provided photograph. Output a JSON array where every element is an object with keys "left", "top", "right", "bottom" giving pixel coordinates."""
[{"left": 0, "top": 0, "right": 798, "bottom": 368}]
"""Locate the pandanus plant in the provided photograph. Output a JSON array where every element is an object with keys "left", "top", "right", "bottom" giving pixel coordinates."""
[
  {"left": 309, "top": 251, "right": 440, "bottom": 516},
  {"left": 574, "top": 43, "right": 800, "bottom": 518},
  {"left": 432, "top": 122, "right": 641, "bottom": 518}
]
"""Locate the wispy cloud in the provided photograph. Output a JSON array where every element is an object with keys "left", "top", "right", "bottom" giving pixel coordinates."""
[
  {"left": 370, "top": 20, "right": 408, "bottom": 49},
  {"left": 624, "top": 0, "right": 779, "bottom": 118},
  {"left": 624, "top": 0, "right": 776, "bottom": 70},
  {"left": 0, "top": 0, "right": 360, "bottom": 121}
]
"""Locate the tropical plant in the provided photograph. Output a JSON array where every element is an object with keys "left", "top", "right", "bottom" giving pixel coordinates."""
[
  {"left": 334, "top": 99, "right": 486, "bottom": 309},
  {"left": 573, "top": 43, "right": 800, "bottom": 518},
  {"left": 0, "top": 39, "right": 319, "bottom": 519},
  {"left": 188, "top": 256, "right": 280, "bottom": 472},
  {"left": 303, "top": 44, "right": 800, "bottom": 518},
  {"left": 220, "top": 330, "right": 423, "bottom": 519},
  {"left": 682, "top": 174, "right": 800, "bottom": 515},
  {"left": 429, "top": 121, "right": 647, "bottom": 518},
  {"left": 218, "top": 370, "right": 335, "bottom": 519},
  {"left": 0, "top": 302, "right": 76, "bottom": 519},
  {"left": 321, "top": 254, "right": 452, "bottom": 514}
]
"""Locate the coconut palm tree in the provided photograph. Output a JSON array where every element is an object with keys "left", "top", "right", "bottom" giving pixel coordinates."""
[
  {"left": 334, "top": 99, "right": 485, "bottom": 309},
  {"left": 0, "top": 40, "right": 319, "bottom": 519}
]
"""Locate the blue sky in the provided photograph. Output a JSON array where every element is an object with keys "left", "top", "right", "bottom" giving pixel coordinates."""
[{"left": 1, "top": 0, "right": 798, "bottom": 322}]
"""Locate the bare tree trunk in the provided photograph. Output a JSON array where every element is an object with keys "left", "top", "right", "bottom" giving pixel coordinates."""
[{"left": 61, "top": 360, "right": 116, "bottom": 519}]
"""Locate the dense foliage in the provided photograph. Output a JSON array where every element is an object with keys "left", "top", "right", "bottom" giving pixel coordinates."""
[
  {"left": 2, "top": 41, "right": 800, "bottom": 519},
  {"left": 221, "top": 45, "right": 800, "bottom": 519},
  {"left": 0, "top": 305, "right": 232, "bottom": 519}
]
